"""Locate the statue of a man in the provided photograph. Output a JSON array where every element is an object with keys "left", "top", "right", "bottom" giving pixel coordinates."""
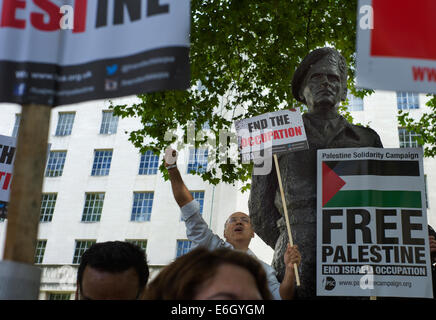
[{"left": 248, "top": 47, "right": 383, "bottom": 299}]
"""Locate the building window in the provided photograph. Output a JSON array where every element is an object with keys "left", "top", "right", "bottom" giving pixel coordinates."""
[
  {"left": 11, "top": 114, "right": 20, "bottom": 137},
  {"left": 131, "top": 192, "right": 154, "bottom": 222},
  {"left": 139, "top": 151, "right": 159, "bottom": 175},
  {"left": 40, "top": 193, "right": 57, "bottom": 222},
  {"left": 100, "top": 111, "right": 119, "bottom": 134},
  {"left": 48, "top": 293, "right": 71, "bottom": 300},
  {"left": 72, "top": 240, "right": 96, "bottom": 264},
  {"left": 187, "top": 148, "right": 208, "bottom": 174},
  {"left": 125, "top": 239, "right": 148, "bottom": 253},
  {"left": 55, "top": 113, "right": 75, "bottom": 136},
  {"left": 398, "top": 128, "right": 421, "bottom": 148},
  {"left": 397, "top": 92, "right": 419, "bottom": 110},
  {"left": 91, "top": 150, "right": 113, "bottom": 176},
  {"left": 34, "top": 240, "right": 47, "bottom": 264},
  {"left": 191, "top": 191, "right": 205, "bottom": 214},
  {"left": 176, "top": 240, "right": 192, "bottom": 257},
  {"left": 346, "top": 93, "right": 364, "bottom": 111},
  {"left": 81, "top": 193, "right": 105, "bottom": 222},
  {"left": 45, "top": 151, "right": 67, "bottom": 177}
]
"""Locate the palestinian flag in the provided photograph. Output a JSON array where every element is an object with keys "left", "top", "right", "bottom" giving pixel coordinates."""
[{"left": 322, "top": 159, "right": 422, "bottom": 208}]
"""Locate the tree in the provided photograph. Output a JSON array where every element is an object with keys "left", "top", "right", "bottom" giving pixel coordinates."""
[
  {"left": 112, "top": 0, "right": 366, "bottom": 191},
  {"left": 398, "top": 94, "right": 436, "bottom": 158}
]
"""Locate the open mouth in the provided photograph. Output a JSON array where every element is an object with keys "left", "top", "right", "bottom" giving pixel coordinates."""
[{"left": 234, "top": 227, "right": 243, "bottom": 232}]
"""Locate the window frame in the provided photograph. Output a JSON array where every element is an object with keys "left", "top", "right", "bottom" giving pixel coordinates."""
[
  {"left": 187, "top": 148, "right": 208, "bottom": 174},
  {"left": 47, "top": 292, "right": 72, "bottom": 300},
  {"left": 45, "top": 151, "right": 67, "bottom": 177},
  {"left": 176, "top": 239, "right": 192, "bottom": 258},
  {"left": 81, "top": 193, "right": 105, "bottom": 222},
  {"left": 99, "top": 110, "right": 119, "bottom": 135},
  {"left": 130, "top": 192, "right": 154, "bottom": 222},
  {"left": 72, "top": 240, "right": 96, "bottom": 265},
  {"left": 138, "top": 151, "right": 159, "bottom": 175},
  {"left": 398, "top": 127, "right": 421, "bottom": 148},
  {"left": 34, "top": 239, "right": 47, "bottom": 264},
  {"left": 125, "top": 239, "right": 148, "bottom": 253},
  {"left": 397, "top": 92, "right": 420, "bottom": 110},
  {"left": 40, "top": 193, "right": 57, "bottom": 222},
  {"left": 55, "top": 112, "right": 76, "bottom": 136},
  {"left": 91, "top": 149, "right": 113, "bottom": 176}
]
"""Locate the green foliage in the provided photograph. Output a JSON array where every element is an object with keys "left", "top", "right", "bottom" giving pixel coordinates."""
[
  {"left": 112, "top": 0, "right": 369, "bottom": 191},
  {"left": 398, "top": 94, "right": 436, "bottom": 157}
]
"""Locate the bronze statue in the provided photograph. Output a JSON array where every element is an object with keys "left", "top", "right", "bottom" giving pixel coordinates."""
[{"left": 248, "top": 47, "right": 383, "bottom": 299}]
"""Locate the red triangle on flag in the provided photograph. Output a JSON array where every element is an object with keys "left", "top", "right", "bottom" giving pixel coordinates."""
[{"left": 322, "top": 162, "right": 346, "bottom": 207}]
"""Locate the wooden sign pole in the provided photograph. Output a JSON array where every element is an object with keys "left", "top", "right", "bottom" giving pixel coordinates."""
[
  {"left": 273, "top": 154, "right": 300, "bottom": 286},
  {"left": 1, "top": 104, "right": 51, "bottom": 299}
]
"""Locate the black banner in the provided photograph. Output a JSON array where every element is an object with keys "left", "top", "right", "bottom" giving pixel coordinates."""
[{"left": 0, "top": 46, "right": 189, "bottom": 107}]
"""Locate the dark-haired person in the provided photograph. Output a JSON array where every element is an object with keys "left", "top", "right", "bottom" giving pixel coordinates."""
[
  {"left": 164, "top": 149, "right": 301, "bottom": 300},
  {"left": 75, "top": 241, "right": 149, "bottom": 300},
  {"left": 144, "top": 247, "right": 272, "bottom": 300}
]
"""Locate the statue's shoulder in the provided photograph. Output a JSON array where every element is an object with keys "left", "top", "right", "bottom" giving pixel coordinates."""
[
  {"left": 350, "top": 123, "right": 379, "bottom": 137},
  {"left": 349, "top": 123, "right": 383, "bottom": 147}
]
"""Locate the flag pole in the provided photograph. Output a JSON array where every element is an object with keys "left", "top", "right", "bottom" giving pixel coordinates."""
[
  {"left": 0, "top": 104, "right": 51, "bottom": 299},
  {"left": 273, "top": 154, "right": 300, "bottom": 286}
]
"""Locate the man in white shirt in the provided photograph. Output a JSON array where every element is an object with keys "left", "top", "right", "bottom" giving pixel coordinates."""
[{"left": 165, "top": 148, "right": 301, "bottom": 300}]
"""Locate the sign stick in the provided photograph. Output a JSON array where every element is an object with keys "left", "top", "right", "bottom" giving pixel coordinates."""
[
  {"left": 2, "top": 104, "right": 51, "bottom": 298},
  {"left": 273, "top": 154, "right": 300, "bottom": 286}
]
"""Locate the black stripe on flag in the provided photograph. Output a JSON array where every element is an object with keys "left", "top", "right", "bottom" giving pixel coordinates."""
[{"left": 324, "top": 160, "right": 419, "bottom": 176}]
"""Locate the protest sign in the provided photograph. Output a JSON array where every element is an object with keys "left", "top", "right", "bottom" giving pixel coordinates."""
[
  {"left": 236, "top": 109, "right": 308, "bottom": 286},
  {"left": 317, "top": 147, "right": 433, "bottom": 298},
  {"left": 0, "top": 134, "right": 16, "bottom": 203},
  {"left": 234, "top": 109, "right": 308, "bottom": 162},
  {"left": 0, "top": 0, "right": 190, "bottom": 106},
  {"left": 356, "top": 0, "right": 436, "bottom": 94}
]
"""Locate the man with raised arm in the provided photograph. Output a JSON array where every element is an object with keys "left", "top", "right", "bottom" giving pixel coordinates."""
[{"left": 164, "top": 148, "right": 301, "bottom": 300}]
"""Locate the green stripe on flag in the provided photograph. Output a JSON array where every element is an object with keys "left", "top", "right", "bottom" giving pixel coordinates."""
[{"left": 323, "top": 190, "right": 422, "bottom": 208}]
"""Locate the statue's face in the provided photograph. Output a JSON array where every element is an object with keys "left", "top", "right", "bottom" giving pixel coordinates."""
[{"left": 300, "top": 57, "right": 344, "bottom": 115}]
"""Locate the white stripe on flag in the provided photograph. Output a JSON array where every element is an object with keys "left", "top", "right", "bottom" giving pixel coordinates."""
[{"left": 340, "top": 176, "right": 423, "bottom": 192}]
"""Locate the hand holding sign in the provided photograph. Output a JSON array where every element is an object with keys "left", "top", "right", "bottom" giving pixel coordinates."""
[{"left": 285, "top": 244, "right": 301, "bottom": 271}]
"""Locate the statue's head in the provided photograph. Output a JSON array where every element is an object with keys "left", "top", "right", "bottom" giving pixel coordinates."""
[{"left": 292, "top": 47, "right": 348, "bottom": 115}]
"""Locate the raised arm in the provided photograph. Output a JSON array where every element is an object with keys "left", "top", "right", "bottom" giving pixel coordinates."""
[
  {"left": 164, "top": 148, "right": 193, "bottom": 208},
  {"left": 164, "top": 148, "right": 226, "bottom": 250}
]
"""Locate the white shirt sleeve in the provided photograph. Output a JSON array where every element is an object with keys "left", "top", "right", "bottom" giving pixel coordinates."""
[{"left": 181, "top": 200, "right": 230, "bottom": 250}]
